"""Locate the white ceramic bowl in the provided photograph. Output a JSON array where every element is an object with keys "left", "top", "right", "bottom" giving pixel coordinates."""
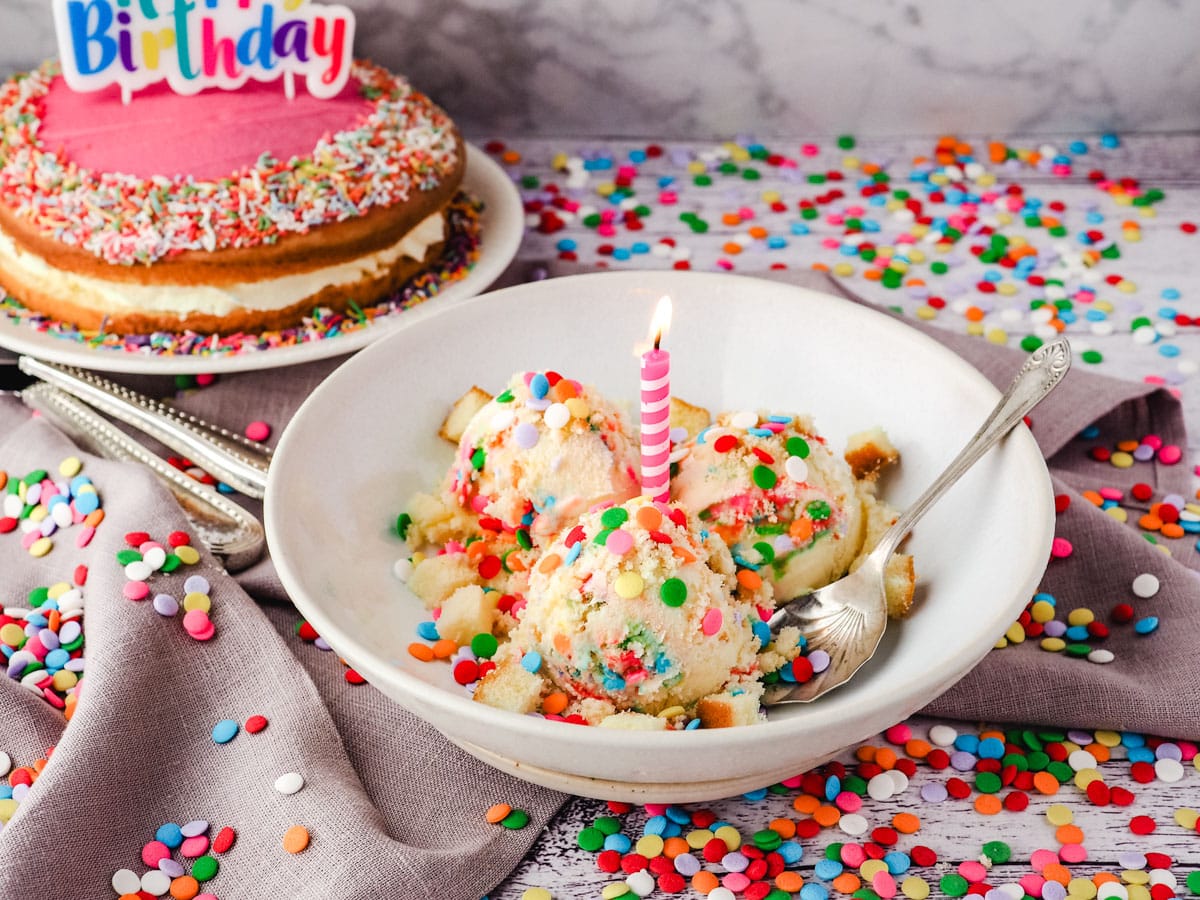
[{"left": 266, "top": 271, "right": 1054, "bottom": 802}]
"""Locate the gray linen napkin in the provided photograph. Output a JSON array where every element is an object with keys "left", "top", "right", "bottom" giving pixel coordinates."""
[{"left": 3, "top": 264, "right": 1199, "bottom": 900}]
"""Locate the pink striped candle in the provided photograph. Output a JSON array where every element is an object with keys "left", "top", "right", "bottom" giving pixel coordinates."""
[{"left": 640, "top": 296, "right": 673, "bottom": 502}]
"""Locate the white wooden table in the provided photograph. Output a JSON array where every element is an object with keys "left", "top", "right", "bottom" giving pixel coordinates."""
[{"left": 485, "top": 133, "right": 1200, "bottom": 899}]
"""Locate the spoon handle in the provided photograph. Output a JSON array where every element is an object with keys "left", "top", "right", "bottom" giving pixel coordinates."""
[{"left": 869, "top": 338, "right": 1072, "bottom": 564}]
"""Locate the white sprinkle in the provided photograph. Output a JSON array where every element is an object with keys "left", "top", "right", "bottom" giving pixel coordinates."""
[
  {"left": 838, "top": 813, "right": 868, "bottom": 836},
  {"left": 141, "top": 869, "right": 172, "bottom": 896},
  {"left": 1087, "top": 649, "right": 1115, "bottom": 664},
  {"left": 0, "top": 751, "right": 10, "bottom": 777},
  {"left": 393, "top": 558, "right": 414, "bottom": 582},
  {"left": 929, "top": 724, "right": 958, "bottom": 746},
  {"left": 275, "top": 771, "right": 305, "bottom": 795},
  {"left": 490, "top": 409, "right": 515, "bottom": 432},
  {"left": 1154, "top": 757, "right": 1185, "bottom": 783},
  {"left": 1098, "top": 884, "right": 1129, "bottom": 900},
  {"left": 543, "top": 403, "right": 570, "bottom": 430},
  {"left": 143, "top": 546, "right": 167, "bottom": 570},
  {"left": 51, "top": 503, "right": 73, "bottom": 528},
  {"left": 1149, "top": 871, "right": 1178, "bottom": 890},
  {"left": 1068, "top": 749, "right": 1098, "bottom": 771},
  {"left": 886, "top": 769, "right": 910, "bottom": 794},
  {"left": 729, "top": 410, "right": 757, "bottom": 430},
  {"left": 112, "top": 870, "right": 142, "bottom": 895},
  {"left": 867, "top": 773, "right": 894, "bottom": 801},
  {"left": 124, "top": 560, "right": 153, "bottom": 582},
  {"left": 1131, "top": 573, "right": 1160, "bottom": 598},
  {"left": 627, "top": 869, "right": 656, "bottom": 897},
  {"left": 785, "top": 456, "right": 809, "bottom": 483}
]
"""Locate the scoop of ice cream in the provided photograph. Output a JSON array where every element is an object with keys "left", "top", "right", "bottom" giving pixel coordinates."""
[
  {"left": 444, "top": 370, "right": 640, "bottom": 541},
  {"left": 511, "top": 496, "right": 773, "bottom": 715},
  {"left": 671, "top": 411, "right": 870, "bottom": 602}
]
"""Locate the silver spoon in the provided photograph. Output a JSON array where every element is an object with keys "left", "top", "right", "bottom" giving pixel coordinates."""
[{"left": 763, "top": 338, "right": 1072, "bottom": 705}]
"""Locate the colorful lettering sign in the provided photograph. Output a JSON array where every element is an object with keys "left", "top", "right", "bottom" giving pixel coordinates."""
[{"left": 51, "top": 0, "right": 356, "bottom": 102}]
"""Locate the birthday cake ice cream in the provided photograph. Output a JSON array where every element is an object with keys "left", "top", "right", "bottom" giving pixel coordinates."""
[
  {"left": 672, "top": 411, "right": 914, "bottom": 617},
  {"left": 0, "top": 2, "right": 465, "bottom": 334},
  {"left": 505, "top": 497, "right": 775, "bottom": 718}
]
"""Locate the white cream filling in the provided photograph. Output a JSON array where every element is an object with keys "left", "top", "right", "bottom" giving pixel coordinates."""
[{"left": 0, "top": 212, "right": 445, "bottom": 318}]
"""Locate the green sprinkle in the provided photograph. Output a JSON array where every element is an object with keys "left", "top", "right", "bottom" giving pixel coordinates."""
[
  {"left": 516, "top": 529, "right": 533, "bottom": 550},
  {"left": 192, "top": 856, "right": 219, "bottom": 882},
  {"left": 983, "top": 840, "right": 1012, "bottom": 863},
  {"left": 786, "top": 436, "right": 810, "bottom": 459},
  {"left": 1020, "top": 335, "right": 1044, "bottom": 353},
  {"left": 1184, "top": 871, "right": 1200, "bottom": 894},
  {"left": 753, "top": 541, "right": 776, "bottom": 564},
  {"left": 806, "top": 500, "right": 831, "bottom": 521},
  {"left": 660, "top": 578, "right": 688, "bottom": 607},
  {"left": 501, "top": 808, "right": 530, "bottom": 829},
  {"left": 940, "top": 874, "right": 970, "bottom": 897},
  {"left": 975, "top": 771, "right": 1002, "bottom": 794},
  {"left": 470, "top": 632, "right": 499, "bottom": 659},
  {"left": 693, "top": 174, "right": 712, "bottom": 188},
  {"left": 395, "top": 513, "right": 412, "bottom": 540},
  {"left": 116, "top": 549, "right": 143, "bottom": 565},
  {"left": 160, "top": 554, "right": 182, "bottom": 573},
  {"left": 594, "top": 816, "right": 622, "bottom": 836},
  {"left": 28, "top": 586, "right": 49, "bottom": 608},
  {"left": 753, "top": 828, "right": 782, "bottom": 850},
  {"left": 601, "top": 507, "right": 629, "bottom": 528},
  {"left": 837, "top": 134, "right": 856, "bottom": 149},
  {"left": 1081, "top": 350, "right": 1103, "bottom": 364},
  {"left": 752, "top": 465, "right": 777, "bottom": 490},
  {"left": 21, "top": 470, "right": 48, "bottom": 487},
  {"left": 801, "top": 206, "right": 819, "bottom": 220},
  {"left": 741, "top": 168, "right": 761, "bottom": 181},
  {"left": 495, "top": 389, "right": 514, "bottom": 403},
  {"left": 470, "top": 447, "right": 486, "bottom": 471},
  {"left": 825, "top": 843, "right": 844, "bottom": 861},
  {"left": 593, "top": 528, "right": 614, "bottom": 546},
  {"left": 577, "top": 826, "right": 605, "bottom": 850}
]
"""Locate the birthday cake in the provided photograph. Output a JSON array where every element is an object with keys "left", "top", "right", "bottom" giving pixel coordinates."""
[{"left": 0, "top": 2, "right": 465, "bottom": 335}]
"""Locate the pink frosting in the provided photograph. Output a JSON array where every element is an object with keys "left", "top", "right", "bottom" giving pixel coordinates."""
[{"left": 39, "top": 75, "right": 374, "bottom": 181}]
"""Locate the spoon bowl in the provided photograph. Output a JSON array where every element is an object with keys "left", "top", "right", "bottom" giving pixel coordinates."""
[{"left": 764, "top": 338, "right": 1072, "bottom": 705}]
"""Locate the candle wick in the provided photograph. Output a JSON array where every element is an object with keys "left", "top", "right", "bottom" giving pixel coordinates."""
[{"left": 653, "top": 333, "right": 661, "bottom": 351}]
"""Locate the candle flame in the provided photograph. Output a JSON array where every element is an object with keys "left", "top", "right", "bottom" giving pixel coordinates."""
[{"left": 648, "top": 295, "right": 673, "bottom": 349}]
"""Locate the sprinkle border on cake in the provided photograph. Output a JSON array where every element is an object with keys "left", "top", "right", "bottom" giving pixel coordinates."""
[{"left": 0, "top": 60, "right": 460, "bottom": 266}]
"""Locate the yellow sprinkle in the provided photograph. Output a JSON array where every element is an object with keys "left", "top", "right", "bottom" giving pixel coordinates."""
[
  {"left": 183, "top": 592, "right": 212, "bottom": 613},
  {"left": 1113, "top": 194, "right": 1133, "bottom": 207},
  {"left": 916, "top": 306, "right": 938, "bottom": 321},
  {"left": 995, "top": 211, "right": 1013, "bottom": 226},
  {"left": 52, "top": 670, "right": 78, "bottom": 691},
  {"left": 29, "top": 537, "right": 52, "bottom": 558},
  {"left": 902, "top": 876, "right": 931, "bottom": 900},
  {"left": 761, "top": 190, "right": 781, "bottom": 204},
  {"left": 1117, "top": 279, "right": 1137, "bottom": 293},
  {"left": 888, "top": 260, "right": 908, "bottom": 275},
  {"left": 614, "top": 572, "right": 644, "bottom": 599},
  {"left": 58, "top": 456, "right": 82, "bottom": 478},
  {"left": 842, "top": 156, "right": 860, "bottom": 169},
  {"left": 564, "top": 397, "right": 589, "bottom": 419},
  {"left": 1031, "top": 600, "right": 1056, "bottom": 623},
  {"left": 1110, "top": 451, "right": 1135, "bottom": 469},
  {"left": 602, "top": 884, "right": 631, "bottom": 899},
  {"left": 860, "top": 860, "right": 889, "bottom": 880},
  {"left": 976, "top": 173, "right": 997, "bottom": 187},
  {"left": 1105, "top": 507, "right": 1129, "bottom": 523},
  {"left": 1041, "top": 637, "right": 1067, "bottom": 652},
  {"left": 75, "top": 483, "right": 97, "bottom": 496},
  {"left": 997, "top": 283, "right": 1019, "bottom": 296},
  {"left": 993, "top": 636, "right": 1009, "bottom": 649},
  {"left": 1061, "top": 741, "right": 1081, "bottom": 753},
  {"left": 1004, "top": 622, "right": 1026, "bottom": 644},
  {"left": 966, "top": 322, "right": 985, "bottom": 337},
  {"left": 1124, "top": 230, "right": 1142, "bottom": 243},
  {"left": 47, "top": 581, "right": 71, "bottom": 599},
  {"left": 929, "top": 173, "right": 949, "bottom": 186},
  {"left": 1139, "top": 206, "right": 1156, "bottom": 218},
  {"left": 1093, "top": 730, "right": 1121, "bottom": 747},
  {"left": 1067, "top": 608, "right": 1095, "bottom": 626},
  {"left": 908, "top": 249, "right": 926, "bottom": 263},
  {"left": 1068, "top": 878, "right": 1098, "bottom": 899},
  {"left": 411, "top": 551, "right": 426, "bottom": 566},
  {"left": 595, "top": 182, "right": 615, "bottom": 197},
  {"left": 0, "top": 799, "right": 18, "bottom": 824},
  {"left": 1046, "top": 804, "right": 1074, "bottom": 826},
  {"left": 833, "top": 262, "right": 855, "bottom": 277},
  {"left": 986, "top": 328, "right": 1008, "bottom": 345},
  {"left": 635, "top": 834, "right": 664, "bottom": 858},
  {"left": 551, "top": 152, "right": 569, "bottom": 171},
  {"left": 1094, "top": 299, "right": 1115, "bottom": 312},
  {"left": 1073, "top": 768, "right": 1102, "bottom": 789},
  {"left": 729, "top": 146, "right": 750, "bottom": 162},
  {"left": 686, "top": 829, "right": 714, "bottom": 849},
  {"left": 910, "top": 224, "right": 930, "bottom": 239},
  {"left": 28, "top": 506, "right": 47, "bottom": 523},
  {"left": 1173, "top": 807, "right": 1199, "bottom": 829},
  {"left": 713, "top": 824, "right": 741, "bottom": 850},
  {"left": 1123, "top": 871, "right": 1150, "bottom": 886},
  {"left": 175, "top": 545, "right": 201, "bottom": 565},
  {"left": 0, "top": 623, "right": 26, "bottom": 647},
  {"left": 657, "top": 706, "right": 685, "bottom": 719},
  {"left": 521, "top": 889, "right": 554, "bottom": 900},
  {"left": 686, "top": 160, "right": 706, "bottom": 175}
]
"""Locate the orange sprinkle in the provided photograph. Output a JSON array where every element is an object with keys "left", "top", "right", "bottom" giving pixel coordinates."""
[
  {"left": 904, "top": 278, "right": 927, "bottom": 288},
  {"left": 466, "top": 541, "right": 488, "bottom": 559},
  {"left": 636, "top": 506, "right": 663, "bottom": 531},
  {"left": 1032, "top": 771, "right": 1061, "bottom": 795},
  {"left": 1162, "top": 523, "right": 1184, "bottom": 539},
  {"left": 811, "top": 262, "right": 831, "bottom": 273},
  {"left": 550, "top": 379, "right": 578, "bottom": 401},
  {"left": 500, "top": 150, "right": 521, "bottom": 165},
  {"left": 979, "top": 729, "right": 1006, "bottom": 742},
  {"left": 964, "top": 306, "right": 986, "bottom": 323},
  {"left": 855, "top": 745, "right": 878, "bottom": 763},
  {"left": 692, "top": 871, "right": 720, "bottom": 894},
  {"left": 169, "top": 876, "right": 200, "bottom": 900},
  {"left": 776, "top": 872, "right": 805, "bottom": 892},
  {"left": 407, "top": 643, "right": 434, "bottom": 662},
  {"left": 714, "top": 523, "right": 743, "bottom": 546},
  {"left": 892, "top": 812, "right": 921, "bottom": 834},
  {"left": 553, "top": 633, "right": 572, "bottom": 657},
  {"left": 769, "top": 818, "right": 796, "bottom": 839},
  {"left": 1056, "top": 824, "right": 1085, "bottom": 844},
  {"left": 431, "top": 638, "right": 457, "bottom": 659},
  {"left": 663, "top": 836, "right": 689, "bottom": 859},
  {"left": 282, "top": 825, "right": 311, "bottom": 854},
  {"left": 538, "top": 553, "right": 562, "bottom": 574},
  {"left": 974, "top": 795, "right": 1002, "bottom": 815},
  {"left": 1086, "top": 743, "right": 1111, "bottom": 763},
  {"left": 862, "top": 269, "right": 883, "bottom": 282},
  {"left": 832, "top": 874, "right": 862, "bottom": 894},
  {"left": 47, "top": 609, "right": 61, "bottom": 631},
  {"left": 861, "top": 162, "right": 881, "bottom": 175},
  {"left": 722, "top": 242, "right": 743, "bottom": 255},
  {"left": 84, "top": 509, "right": 105, "bottom": 527},
  {"left": 1138, "top": 514, "right": 1163, "bottom": 532},
  {"left": 737, "top": 569, "right": 763, "bottom": 590},
  {"left": 1093, "top": 873, "right": 1121, "bottom": 886},
  {"left": 788, "top": 518, "right": 814, "bottom": 543},
  {"left": 792, "top": 795, "right": 821, "bottom": 815},
  {"left": 989, "top": 142, "right": 1008, "bottom": 163},
  {"left": 486, "top": 803, "right": 512, "bottom": 824},
  {"left": 672, "top": 544, "right": 697, "bottom": 564},
  {"left": 874, "top": 748, "right": 898, "bottom": 770},
  {"left": 1081, "top": 490, "right": 1104, "bottom": 507},
  {"left": 812, "top": 805, "right": 841, "bottom": 827},
  {"left": 1043, "top": 864, "right": 1071, "bottom": 886},
  {"left": 722, "top": 213, "right": 743, "bottom": 226},
  {"left": 31, "top": 758, "right": 47, "bottom": 774},
  {"left": 905, "top": 739, "right": 932, "bottom": 759},
  {"left": 1116, "top": 439, "right": 1140, "bottom": 452},
  {"left": 747, "top": 226, "right": 768, "bottom": 240},
  {"left": 542, "top": 692, "right": 569, "bottom": 715}
]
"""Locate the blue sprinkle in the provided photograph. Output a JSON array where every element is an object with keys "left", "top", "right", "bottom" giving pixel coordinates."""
[
  {"left": 1121, "top": 732, "right": 1146, "bottom": 748},
  {"left": 564, "top": 542, "right": 582, "bottom": 565},
  {"left": 1134, "top": 616, "right": 1159, "bottom": 635},
  {"left": 954, "top": 733, "right": 980, "bottom": 753},
  {"left": 211, "top": 719, "right": 239, "bottom": 744},
  {"left": 529, "top": 373, "right": 550, "bottom": 399},
  {"left": 1085, "top": 309, "right": 1108, "bottom": 322},
  {"left": 416, "top": 621, "right": 439, "bottom": 641},
  {"left": 790, "top": 222, "right": 810, "bottom": 235},
  {"left": 884, "top": 851, "right": 911, "bottom": 874},
  {"left": 777, "top": 840, "right": 803, "bottom": 864},
  {"left": 664, "top": 805, "right": 691, "bottom": 825},
  {"left": 862, "top": 219, "right": 881, "bottom": 233},
  {"left": 520, "top": 651, "right": 542, "bottom": 673},
  {"left": 768, "top": 415, "right": 791, "bottom": 423},
  {"left": 644, "top": 815, "right": 667, "bottom": 835},
  {"left": 604, "top": 833, "right": 632, "bottom": 853},
  {"left": 1159, "top": 307, "right": 1178, "bottom": 319},
  {"left": 156, "top": 823, "right": 184, "bottom": 848},
  {"left": 44, "top": 649, "right": 69, "bottom": 669},
  {"left": 696, "top": 426, "right": 712, "bottom": 444},
  {"left": 630, "top": 242, "right": 650, "bottom": 255},
  {"left": 1161, "top": 288, "right": 1181, "bottom": 300},
  {"left": 815, "top": 859, "right": 844, "bottom": 880},
  {"left": 752, "top": 621, "right": 771, "bottom": 648},
  {"left": 747, "top": 427, "right": 773, "bottom": 437},
  {"left": 73, "top": 492, "right": 99, "bottom": 515},
  {"left": 1085, "top": 211, "right": 1105, "bottom": 224},
  {"left": 657, "top": 175, "right": 675, "bottom": 188},
  {"left": 779, "top": 665, "right": 797, "bottom": 683},
  {"left": 555, "top": 238, "right": 577, "bottom": 252},
  {"left": 654, "top": 656, "right": 672, "bottom": 674},
  {"left": 1100, "top": 133, "right": 1121, "bottom": 148},
  {"left": 742, "top": 788, "right": 768, "bottom": 801},
  {"left": 801, "top": 885, "right": 830, "bottom": 900},
  {"left": 602, "top": 675, "right": 626, "bottom": 691},
  {"left": 982, "top": 270, "right": 1003, "bottom": 283},
  {"left": 1069, "top": 140, "right": 1089, "bottom": 154},
  {"left": 684, "top": 718, "right": 701, "bottom": 730},
  {"left": 1127, "top": 747, "right": 1155, "bottom": 763},
  {"left": 0, "top": 786, "right": 11, "bottom": 800},
  {"left": 824, "top": 774, "right": 841, "bottom": 800},
  {"left": 1159, "top": 344, "right": 1181, "bottom": 358},
  {"left": 628, "top": 149, "right": 647, "bottom": 164},
  {"left": 977, "top": 737, "right": 1006, "bottom": 759},
  {"left": 1034, "top": 591, "right": 1058, "bottom": 605},
  {"left": 1064, "top": 625, "right": 1091, "bottom": 642},
  {"left": 612, "top": 247, "right": 632, "bottom": 261},
  {"left": 767, "top": 236, "right": 787, "bottom": 249}
]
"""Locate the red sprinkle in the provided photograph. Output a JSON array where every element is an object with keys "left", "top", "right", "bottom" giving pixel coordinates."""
[
  {"left": 1129, "top": 815, "right": 1156, "bottom": 835},
  {"left": 713, "top": 435, "right": 739, "bottom": 453},
  {"left": 244, "top": 715, "right": 268, "bottom": 734},
  {"left": 212, "top": 826, "right": 237, "bottom": 854}
]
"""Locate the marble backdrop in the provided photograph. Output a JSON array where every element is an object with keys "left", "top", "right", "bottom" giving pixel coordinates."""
[{"left": 3, "top": 0, "right": 1197, "bottom": 140}]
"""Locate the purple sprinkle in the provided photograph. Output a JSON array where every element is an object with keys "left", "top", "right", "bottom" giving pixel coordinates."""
[
  {"left": 920, "top": 782, "right": 948, "bottom": 803},
  {"left": 181, "top": 820, "right": 209, "bottom": 837},
  {"left": 158, "top": 858, "right": 186, "bottom": 878},
  {"left": 985, "top": 890, "right": 1010, "bottom": 900},
  {"left": 949, "top": 750, "right": 977, "bottom": 771},
  {"left": 674, "top": 853, "right": 701, "bottom": 877},
  {"left": 807, "top": 650, "right": 831, "bottom": 673},
  {"left": 1155, "top": 742, "right": 1183, "bottom": 761},
  {"left": 183, "top": 575, "right": 211, "bottom": 595},
  {"left": 1133, "top": 445, "right": 1155, "bottom": 462},
  {"left": 37, "top": 628, "right": 60, "bottom": 651},
  {"left": 314, "top": 636, "right": 332, "bottom": 651},
  {"left": 153, "top": 593, "right": 179, "bottom": 617},
  {"left": 1043, "top": 881, "right": 1067, "bottom": 900},
  {"left": 1067, "top": 730, "right": 1093, "bottom": 745},
  {"left": 514, "top": 422, "right": 540, "bottom": 449},
  {"left": 12, "top": 784, "right": 30, "bottom": 801},
  {"left": 721, "top": 851, "right": 749, "bottom": 873},
  {"left": 1163, "top": 493, "right": 1187, "bottom": 509},
  {"left": 7, "top": 654, "right": 29, "bottom": 678},
  {"left": 59, "top": 621, "right": 81, "bottom": 644},
  {"left": 773, "top": 535, "right": 795, "bottom": 555},
  {"left": 1118, "top": 852, "right": 1147, "bottom": 869},
  {"left": 1043, "top": 620, "right": 1068, "bottom": 638},
  {"left": 64, "top": 657, "right": 85, "bottom": 672}
]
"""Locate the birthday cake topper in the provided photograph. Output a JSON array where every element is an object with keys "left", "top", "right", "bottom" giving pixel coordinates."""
[{"left": 52, "top": 0, "right": 356, "bottom": 103}]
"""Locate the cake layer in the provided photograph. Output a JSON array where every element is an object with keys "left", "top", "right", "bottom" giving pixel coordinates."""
[{"left": 0, "top": 212, "right": 446, "bottom": 335}]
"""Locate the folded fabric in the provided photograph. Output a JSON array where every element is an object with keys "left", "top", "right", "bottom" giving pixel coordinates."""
[{"left": 3, "top": 262, "right": 1198, "bottom": 900}]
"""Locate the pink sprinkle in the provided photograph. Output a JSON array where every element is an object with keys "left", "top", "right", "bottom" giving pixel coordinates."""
[
  {"left": 1019, "top": 875, "right": 1046, "bottom": 897},
  {"left": 834, "top": 791, "right": 862, "bottom": 813},
  {"left": 138, "top": 540, "right": 165, "bottom": 555},
  {"left": 183, "top": 609, "right": 211, "bottom": 633},
  {"left": 873, "top": 872, "right": 897, "bottom": 898},
  {"left": 1029, "top": 848, "right": 1060, "bottom": 871},
  {"left": 1050, "top": 537, "right": 1073, "bottom": 558},
  {"left": 1098, "top": 487, "right": 1123, "bottom": 501},
  {"left": 716, "top": 259, "right": 734, "bottom": 271},
  {"left": 76, "top": 525, "right": 95, "bottom": 548},
  {"left": 1141, "top": 434, "right": 1163, "bottom": 450},
  {"left": 195, "top": 373, "right": 216, "bottom": 387},
  {"left": 605, "top": 529, "right": 634, "bottom": 556},
  {"left": 644, "top": 803, "right": 667, "bottom": 816},
  {"left": 180, "top": 835, "right": 210, "bottom": 858},
  {"left": 597, "top": 223, "right": 616, "bottom": 237},
  {"left": 245, "top": 421, "right": 271, "bottom": 442},
  {"left": 840, "top": 843, "right": 866, "bottom": 867},
  {"left": 958, "top": 860, "right": 988, "bottom": 882},
  {"left": 142, "top": 841, "right": 170, "bottom": 867},
  {"left": 1059, "top": 843, "right": 1087, "bottom": 864},
  {"left": 701, "top": 608, "right": 723, "bottom": 636},
  {"left": 722, "top": 873, "right": 751, "bottom": 893},
  {"left": 123, "top": 581, "right": 149, "bottom": 601},
  {"left": 884, "top": 723, "right": 912, "bottom": 744},
  {"left": 1158, "top": 444, "right": 1182, "bottom": 465},
  {"left": 800, "top": 144, "right": 819, "bottom": 157}
]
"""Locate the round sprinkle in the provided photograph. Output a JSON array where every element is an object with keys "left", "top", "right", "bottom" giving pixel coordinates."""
[
  {"left": 282, "top": 825, "right": 310, "bottom": 854},
  {"left": 1134, "top": 616, "right": 1159, "bottom": 635},
  {"left": 752, "top": 465, "right": 777, "bottom": 490},
  {"left": 245, "top": 715, "right": 268, "bottom": 734},
  {"left": 153, "top": 593, "right": 180, "bottom": 616},
  {"left": 112, "top": 870, "right": 142, "bottom": 895},
  {"left": 212, "top": 827, "right": 236, "bottom": 854},
  {"left": 785, "top": 456, "right": 809, "bottom": 483},
  {"left": 514, "top": 423, "right": 539, "bottom": 449},
  {"left": 274, "top": 772, "right": 305, "bottom": 795},
  {"left": 544, "top": 403, "right": 570, "bottom": 429},
  {"left": 501, "top": 808, "right": 530, "bottom": 829},
  {"left": 156, "top": 823, "right": 184, "bottom": 848},
  {"left": 615, "top": 571, "right": 645, "bottom": 599},
  {"left": 701, "top": 608, "right": 723, "bottom": 635},
  {"left": 660, "top": 578, "right": 688, "bottom": 607},
  {"left": 1131, "top": 573, "right": 1160, "bottom": 598},
  {"left": 141, "top": 869, "right": 172, "bottom": 896},
  {"left": 606, "top": 529, "right": 634, "bottom": 556},
  {"left": 245, "top": 421, "right": 271, "bottom": 442},
  {"left": 470, "top": 632, "right": 499, "bottom": 658},
  {"left": 191, "top": 856, "right": 218, "bottom": 882},
  {"left": 486, "top": 803, "right": 512, "bottom": 824},
  {"left": 601, "top": 507, "right": 630, "bottom": 528},
  {"left": 211, "top": 720, "right": 239, "bottom": 744}
]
